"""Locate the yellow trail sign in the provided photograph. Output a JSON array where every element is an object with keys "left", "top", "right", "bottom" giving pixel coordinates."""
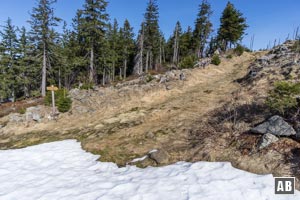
[{"left": 47, "top": 85, "right": 59, "bottom": 91}]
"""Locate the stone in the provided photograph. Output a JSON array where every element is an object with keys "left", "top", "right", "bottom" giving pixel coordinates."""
[
  {"left": 32, "top": 113, "right": 41, "bottom": 122},
  {"left": 94, "top": 124, "right": 104, "bottom": 129},
  {"left": 25, "top": 106, "right": 42, "bottom": 122},
  {"left": 251, "top": 115, "right": 296, "bottom": 136},
  {"left": 159, "top": 76, "right": 168, "bottom": 84},
  {"left": 179, "top": 72, "right": 186, "bottom": 80},
  {"left": 149, "top": 149, "right": 170, "bottom": 164},
  {"left": 145, "top": 131, "right": 155, "bottom": 139},
  {"left": 9, "top": 113, "right": 24, "bottom": 123},
  {"left": 258, "top": 133, "right": 279, "bottom": 149}
]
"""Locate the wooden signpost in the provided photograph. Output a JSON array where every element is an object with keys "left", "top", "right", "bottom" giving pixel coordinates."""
[{"left": 47, "top": 85, "right": 58, "bottom": 115}]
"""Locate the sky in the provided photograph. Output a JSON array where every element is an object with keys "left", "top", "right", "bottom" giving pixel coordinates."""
[{"left": 0, "top": 0, "right": 300, "bottom": 50}]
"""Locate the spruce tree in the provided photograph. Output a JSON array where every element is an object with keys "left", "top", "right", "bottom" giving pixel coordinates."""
[
  {"left": 143, "top": 0, "right": 161, "bottom": 71},
  {"left": 18, "top": 26, "right": 38, "bottom": 97},
  {"left": 134, "top": 22, "right": 145, "bottom": 75},
  {"left": 120, "top": 19, "right": 135, "bottom": 79},
  {"left": 193, "top": 0, "right": 213, "bottom": 58},
  {"left": 28, "top": 0, "right": 61, "bottom": 97},
  {"left": 107, "top": 19, "right": 120, "bottom": 82},
  {"left": 180, "top": 26, "right": 194, "bottom": 59},
  {"left": 78, "top": 0, "right": 109, "bottom": 84},
  {"left": 217, "top": 1, "right": 248, "bottom": 51},
  {"left": 0, "top": 18, "right": 19, "bottom": 101}
]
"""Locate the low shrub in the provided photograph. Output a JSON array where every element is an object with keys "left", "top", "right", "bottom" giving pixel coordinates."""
[
  {"left": 211, "top": 54, "right": 221, "bottom": 66},
  {"left": 234, "top": 44, "right": 245, "bottom": 56},
  {"left": 179, "top": 55, "right": 197, "bottom": 69},
  {"left": 226, "top": 54, "right": 233, "bottom": 59},
  {"left": 266, "top": 81, "right": 300, "bottom": 115}
]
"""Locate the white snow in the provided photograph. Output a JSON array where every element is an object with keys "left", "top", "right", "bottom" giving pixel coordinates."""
[{"left": 0, "top": 140, "right": 299, "bottom": 200}]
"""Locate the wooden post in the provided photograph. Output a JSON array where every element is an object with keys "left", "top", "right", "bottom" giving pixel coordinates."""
[{"left": 47, "top": 85, "right": 58, "bottom": 115}]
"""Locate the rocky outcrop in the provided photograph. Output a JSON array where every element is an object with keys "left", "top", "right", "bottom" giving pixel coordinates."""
[
  {"left": 251, "top": 115, "right": 296, "bottom": 136},
  {"left": 258, "top": 133, "right": 279, "bottom": 149}
]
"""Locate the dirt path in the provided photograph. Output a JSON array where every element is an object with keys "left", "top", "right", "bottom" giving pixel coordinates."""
[{"left": 0, "top": 53, "right": 256, "bottom": 164}]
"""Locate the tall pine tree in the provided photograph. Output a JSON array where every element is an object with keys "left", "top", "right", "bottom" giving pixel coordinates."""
[
  {"left": 120, "top": 19, "right": 135, "bottom": 79},
  {"left": 28, "top": 0, "right": 61, "bottom": 97},
  {"left": 217, "top": 1, "right": 248, "bottom": 51},
  {"left": 143, "top": 0, "right": 161, "bottom": 71},
  {"left": 0, "top": 18, "right": 19, "bottom": 101},
  {"left": 193, "top": 0, "right": 213, "bottom": 58},
  {"left": 78, "top": 0, "right": 109, "bottom": 84}
]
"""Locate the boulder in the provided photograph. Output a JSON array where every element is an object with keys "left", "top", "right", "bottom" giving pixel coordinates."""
[
  {"left": 9, "top": 113, "right": 24, "bottom": 123},
  {"left": 149, "top": 149, "right": 170, "bottom": 164},
  {"left": 25, "top": 106, "right": 42, "bottom": 122},
  {"left": 251, "top": 115, "right": 296, "bottom": 136},
  {"left": 258, "top": 133, "right": 279, "bottom": 149}
]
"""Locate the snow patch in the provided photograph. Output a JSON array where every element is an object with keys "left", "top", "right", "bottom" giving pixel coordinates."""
[{"left": 0, "top": 140, "right": 299, "bottom": 200}]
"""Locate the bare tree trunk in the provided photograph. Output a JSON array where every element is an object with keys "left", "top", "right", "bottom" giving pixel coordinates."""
[
  {"left": 159, "top": 37, "right": 162, "bottom": 66},
  {"left": 150, "top": 51, "right": 153, "bottom": 70},
  {"left": 58, "top": 66, "right": 61, "bottom": 88},
  {"left": 173, "top": 24, "right": 179, "bottom": 65},
  {"left": 124, "top": 59, "right": 127, "bottom": 79},
  {"left": 112, "top": 60, "right": 115, "bottom": 82},
  {"left": 89, "top": 45, "right": 94, "bottom": 84},
  {"left": 102, "top": 68, "right": 106, "bottom": 86},
  {"left": 41, "top": 44, "right": 47, "bottom": 97},
  {"left": 146, "top": 50, "right": 149, "bottom": 73},
  {"left": 119, "top": 67, "right": 122, "bottom": 79}
]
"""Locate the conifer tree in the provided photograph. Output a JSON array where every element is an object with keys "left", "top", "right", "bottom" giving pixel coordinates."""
[
  {"left": 143, "top": 0, "right": 161, "bottom": 71},
  {"left": 0, "top": 18, "right": 19, "bottom": 101},
  {"left": 180, "top": 26, "right": 194, "bottom": 59},
  {"left": 78, "top": 0, "right": 109, "bottom": 84},
  {"left": 217, "top": 1, "right": 248, "bottom": 51},
  {"left": 193, "top": 0, "right": 213, "bottom": 58},
  {"left": 120, "top": 19, "right": 135, "bottom": 79},
  {"left": 28, "top": 0, "right": 61, "bottom": 97},
  {"left": 134, "top": 22, "right": 145, "bottom": 75},
  {"left": 107, "top": 19, "right": 120, "bottom": 82},
  {"left": 18, "top": 26, "right": 38, "bottom": 97},
  {"left": 172, "top": 21, "right": 182, "bottom": 65}
]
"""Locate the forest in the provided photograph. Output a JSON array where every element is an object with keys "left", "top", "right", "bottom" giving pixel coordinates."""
[{"left": 0, "top": 0, "right": 247, "bottom": 102}]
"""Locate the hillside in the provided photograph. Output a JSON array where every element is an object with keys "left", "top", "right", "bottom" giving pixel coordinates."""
[{"left": 0, "top": 43, "right": 299, "bottom": 189}]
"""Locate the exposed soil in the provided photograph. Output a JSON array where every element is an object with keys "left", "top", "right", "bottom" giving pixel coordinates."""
[{"left": 1, "top": 51, "right": 299, "bottom": 189}]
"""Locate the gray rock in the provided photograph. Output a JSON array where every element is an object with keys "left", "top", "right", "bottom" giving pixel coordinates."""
[
  {"left": 149, "top": 149, "right": 170, "bottom": 164},
  {"left": 32, "top": 113, "right": 41, "bottom": 122},
  {"left": 25, "top": 106, "right": 42, "bottom": 122},
  {"left": 258, "top": 133, "right": 279, "bottom": 149},
  {"left": 9, "top": 113, "right": 24, "bottom": 123},
  {"left": 159, "top": 76, "right": 168, "bottom": 84},
  {"left": 145, "top": 131, "right": 155, "bottom": 139},
  {"left": 251, "top": 115, "right": 296, "bottom": 136}
]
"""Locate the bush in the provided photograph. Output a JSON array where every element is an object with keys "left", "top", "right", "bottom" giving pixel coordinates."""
[
  {"left": 179, "top": 55, "right": 197, "bottom": 69},
  {"left": 80, "top": 83, "right": 94, "bottom": 90},
  {"left": 18, "top": 107, "right": 26, "bottom": 114},
  {"left": 292, "top": 39, "right": 300, "bottom": 53},
  {"left": 226, "top": 54, "right": 233, "bottom": 59},
  {"left": 57, "top": 97, "right": 72, "bottom": 113},
  {"left": 45, "top": 88, "right": 72, "bottom": 113},
  {"left": 234, "top": 44, "right": 245, "bottom": 56},
  {"left": 145, "top": 74, "right": 154, "bottom": 82},
  {"left": 211, "top": 54, "right": 221, "bottom": 65},
  {"left": 266, "top": 81, "right": 300, "bottom": 115}
]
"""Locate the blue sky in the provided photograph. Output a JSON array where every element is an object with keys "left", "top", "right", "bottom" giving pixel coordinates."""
[{"left": 0, "top": 0, "right": 300, "bottom": 50}]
